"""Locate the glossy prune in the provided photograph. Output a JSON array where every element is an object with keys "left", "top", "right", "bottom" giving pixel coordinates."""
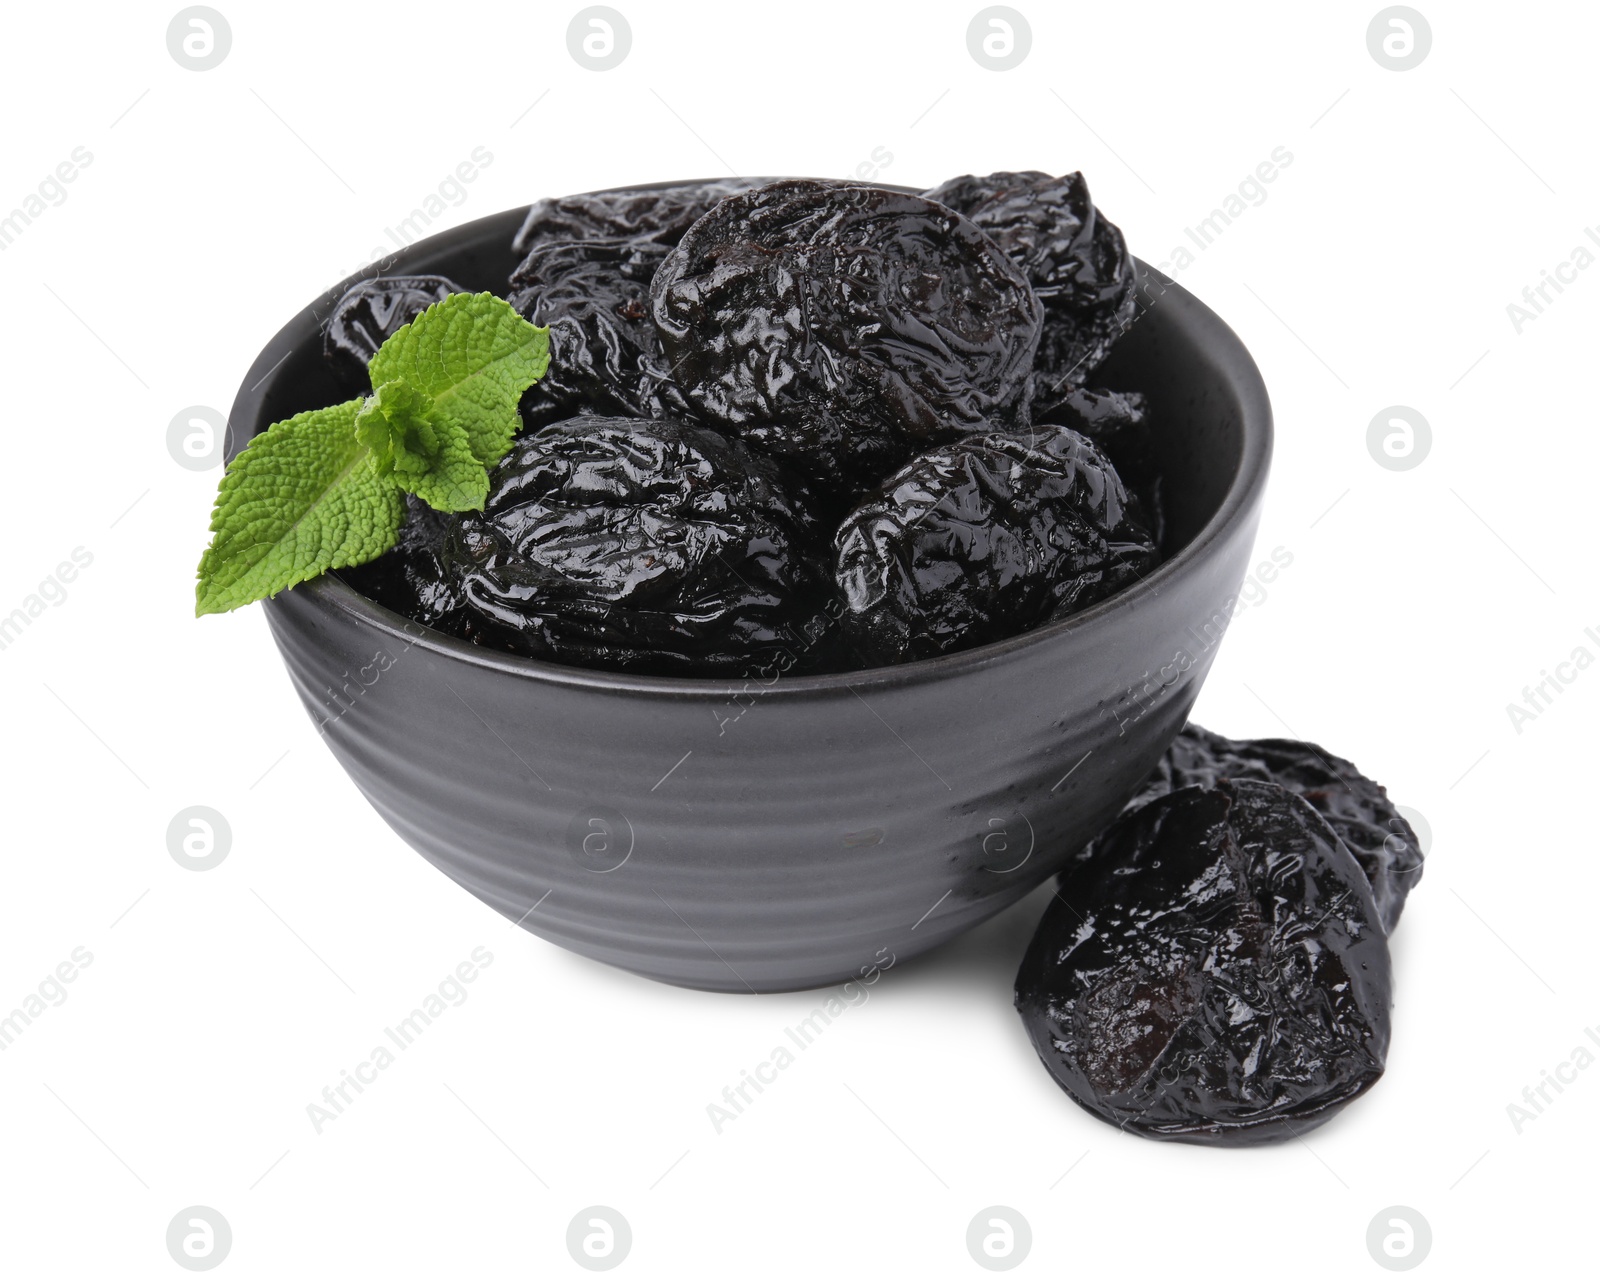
[
  {"left": 425, "top": 416, "right": 826, "bottom": 675},
  {"left": 731, "top": 405, "right": 912, "bottom": 517},
  {"left": 506, "top": 238, "right": 689, "bottom": 423},
  {"left": 834, "top": 424, "right": 1157, "bottom": 664},
  {"left": 651, "top": 180, "right": 1043, "bottom": 498},
  {"left": 1016, "top": 779, "right": 1392, "bottom": 1145},
  {"left": 923, "top": 171, "right": 1135, "bottom": 394},
  {"left": 324, "top": 275, "right": 464, "bottom": 385},
  {"left": 510, "top": 179, "right": 758, "bottom": 256},
  {"left": 1037, "top": 388, "right": 1152, "bottom": 474},
  {"left": 1038, "top": 387, "right": 1165, "bottom": 549},
  {"left": 336, "top": 496, "right": 469, "bottom": 632},
  {"left": 1131, "top": 724, "right": 1424, "bottom": 933}
]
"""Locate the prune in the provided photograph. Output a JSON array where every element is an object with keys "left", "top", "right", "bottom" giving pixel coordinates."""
[
  {"left": 506, "top": 238, "right": 690, "bottom": 423},
  {"left": 323, "top": 275, "right": 464, "bottom": 385},
  {"left": 414, "top": 415, "right": 827, "bottom": 675},
  {"left": 1016, "top": 779, "right": 1392, "bottom": 1145},
  {"left": 1037, "top": 388, "right": 1152, "bottom": 474},
  {"left": 1037, "top": 387, "right": 1165, "bottom": 549},
  {"left": 1130, "top": 724, "right": 1424, "bottom": 933},
  {"left": 650, "top": 180, "right": 1043, "bottom": 498},
  {"left": 336, "top": 496, "right": 469, "bottom": 634},
  {"left": 923, "top": 171, "right": 1135, "bottom": 393},
  {"left": 834, "top": 424, "right": 1157, "bottom": 664},
  {"left": 510, "top": 179, "right": 758, "bottom": 256},
  {"left": 730, "top": 405, "right": 912, "bottom": 517}
]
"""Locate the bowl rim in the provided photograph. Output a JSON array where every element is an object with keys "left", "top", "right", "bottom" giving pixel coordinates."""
[{"left": 235, "top": 178, "right": 1273, "bottom": 700}]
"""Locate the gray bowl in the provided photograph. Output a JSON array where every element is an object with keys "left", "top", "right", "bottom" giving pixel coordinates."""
[{"left": 229, "top": 183, "right": 1272, "bottom": 993}]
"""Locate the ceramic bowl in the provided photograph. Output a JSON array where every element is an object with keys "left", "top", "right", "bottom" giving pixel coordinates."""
[{"left": 229, "top": 182, "right": 1272, "bottom": 992}]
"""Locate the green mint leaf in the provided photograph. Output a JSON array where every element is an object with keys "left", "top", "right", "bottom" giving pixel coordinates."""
[
  {"left": 355, "top": 379, "right": 489, "bottom": 512},
  {"left": 356, "top": 379, "right": 441, "bottom": 479},
  {"left": 367, "top": 291, "right": 550, "bottom": 469},
  {"left": 194, "top": 399, "right": 405, "bottom": 616},
  {"left": 397, "top": 419, "right": 487, "bottom": 512},
  {"left": 196, "top": 292, "right": 549, "bottom": 617}
]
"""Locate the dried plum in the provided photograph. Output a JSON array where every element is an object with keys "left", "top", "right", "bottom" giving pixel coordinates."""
[
  {"left": 1131, "top": 724, "right": 1424, "bottom": 933},
  {"left": 506, "top": 238, "right": 690, "bottom": 422},
  {"left": 424, "top": 416, "right": 827, "bottom": 675},
  {"left": 511, "top": 179, "right": 758, "bottom": 256},
  {"left": 1037, "top": 388, "right": 1152, "bottom": 475},
  {"left": 323, "top": 275, "right": 464, "bottom": 384},
  {"left": 924, "top": 171, "right": 1135, "bottom": 393},
  {"left": 731, "top": 406, "right": 911, "bottom": 516},
  {"left": 650, "top": 180, "right": 1043, "bottom": 498},
  {"left": 1038, "top": 387, "right": 1164, "bottom": 549},
  {"left": 834, "top": 424, "right": 1157, "bottom": 664},
  {"left": 1016, "top": 779, "right": 1392, "bottom": 1145},
  {"left": 337, "top": 496, "right": 469, "bottom": 634}
]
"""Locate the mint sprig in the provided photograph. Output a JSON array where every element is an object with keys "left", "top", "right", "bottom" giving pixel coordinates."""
[
  {"left": 196, "top": 292, "right": 549, "bottom": 616},
  {"left": 356, "top": 380, "right": 486, "bottom": 511},
  {"left": 195, "top": 399, "right": 407, "bottom": 616}
]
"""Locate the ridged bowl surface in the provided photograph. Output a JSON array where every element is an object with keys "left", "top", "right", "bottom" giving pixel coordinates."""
[{"left": 230, "top": 183, "right": 1273, "bottom": 992}]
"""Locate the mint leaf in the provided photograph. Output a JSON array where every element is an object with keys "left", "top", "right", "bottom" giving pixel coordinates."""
[
  {"left": 405, "top": 419, "right": 488, "bottom": 511},
  {"left": 368, "top": 291, "right": 550, "bottom": 467},
  {"left": 196, "top": 292, "right": 548, "bottom": 616},
  {"left": 355, "top": 380, "right": 487, "bottom": 511},
  {"left": 356, "top": 380, "right": 441, "bottom": 479},
  {"left": 195, "top": 399, "right": 405, "bottom": 616}
]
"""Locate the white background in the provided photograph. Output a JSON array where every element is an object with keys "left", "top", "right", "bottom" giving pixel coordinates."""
[{"left": 1, "top": 0, "right": 1594, "bottom": 1273}]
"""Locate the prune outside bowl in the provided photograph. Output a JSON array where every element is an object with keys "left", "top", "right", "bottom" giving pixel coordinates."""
[{"left": 229, "top": 179, "right": 1272, "bottom": 993}]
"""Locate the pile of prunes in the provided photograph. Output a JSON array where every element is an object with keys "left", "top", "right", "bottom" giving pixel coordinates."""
[
  {"left": 330, "top": 173, "right": 1162, "bottom": 676},
  {"left": 1016, "top": 724, "right": 1424, "bottom": 1145}
]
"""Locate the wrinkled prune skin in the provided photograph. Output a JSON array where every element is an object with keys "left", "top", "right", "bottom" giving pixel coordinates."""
[
  {"left": 733, "top": 407, "right": 911, "bottom": 520},
  {"left": 1038, "top": 387, "right": 1164, "bottom": 550},
  {"left": 508, "top": 183, "right": 763, "bottom": 423},
  {"left": 1130, "top": 724, "right": 1424, "bottom": 933},
  {"left": 1016, "top": 779, "right": 1392, "bottom": 1145},
  {"left": 1037, "top": 388, "right": 1152, "bottom": 475},
  {"left": 834, "top": 424, "right": 1157, "bottom": 664},
  {"left": 323, "top": 275, "right": 464, "bottom": 386},
  {"left": 510, "top": 179, "right": 759, "bottom": 257},
  {"left": 507, "top": 238, "right": 690, "bottom": 423},
  {"left": 336, "top": 496, "right": 470, "bottom": 634},
  {"left": 651, "top": 180, "right": 1044, "bottom": 500},
  {"left": 420, "top": 416, "right": 828, "bottom": 675},
  {"left": 923, "top": 171, "right": 1135, "bottom": 394}
]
